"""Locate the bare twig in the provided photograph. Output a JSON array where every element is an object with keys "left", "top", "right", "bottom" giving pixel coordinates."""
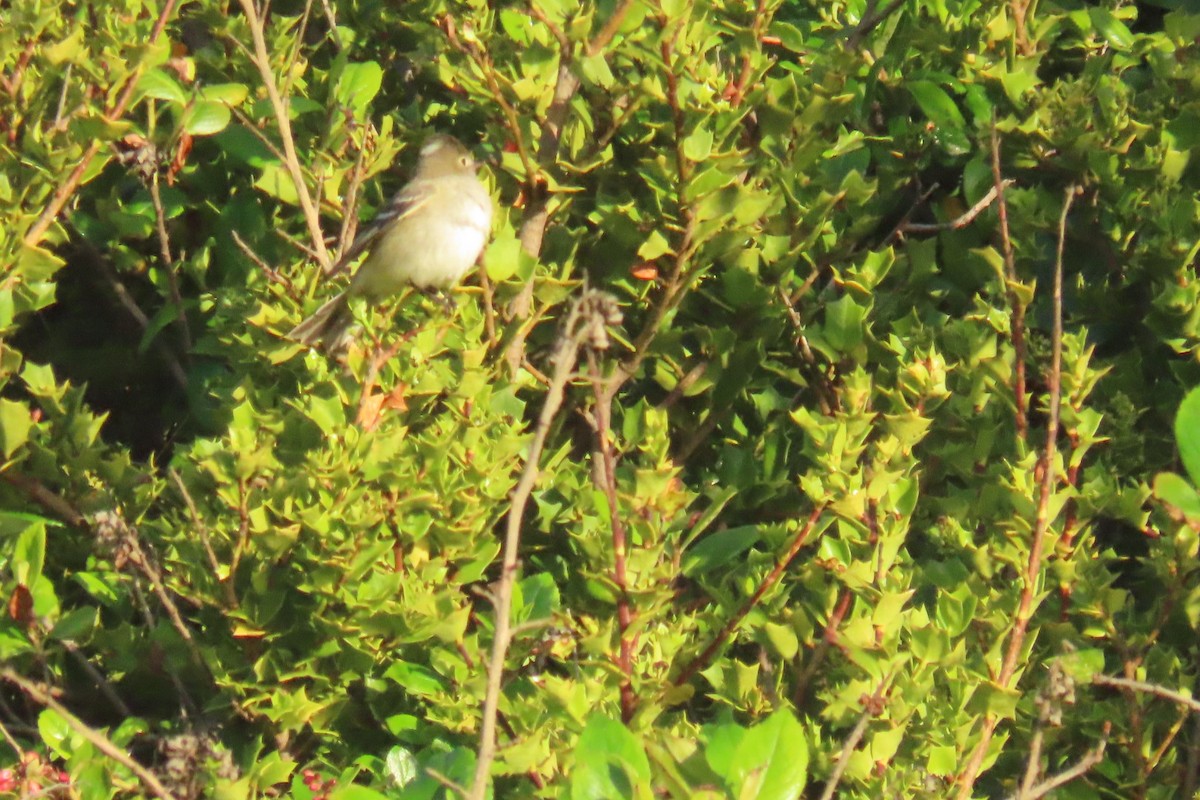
[
  {"left": 149, "top": 173, "right": 193, "bottom": 352},
  {"left": 0, "top": 669, "right": 181, "bottom": 800},
  {"left": 587, "top": 349, "right": 637, "bottom": 723},
  {"left": 991, "top": 123, "right": 1027, "bottom": 440},
  {"left": 956, "top": 185, "right": 1077, "bottom": 798},
  {"left": 467, "top": 291, "right": 607, "bottom": 800},
  {"left": 899, "top": 179, "right": 1016, "bottom": 233},
  {"left": 500, "top": 0, "right": 638, "bottom": 369},
  {"left": 22, "top": 0, "right": 181, "bottom": 247},
  {"left": 0, "top": 472, "right": 87, "bottom": 528},
  {"left": 673, "top": 505, "right": 825, "bottom": 687},
  {"left": 819, "top": 716, "right": 869, "bottom": 800},
  {"left": 169, "top": 468, "right": 238, "bottom": 610},
  {"left": 62, "top": 641, "right": 133, "bottom": 718},
  {"left": 235, "top": 0, "right": 331, "bottom": 270},
  {"left": 845, "top": 0, "right": 907, "bottom": 50},
  {"left": 1008, "top": 726, "right": 1109, "bottom": 800},
  {"left": 1093, "top": 675, "right": 1200, "bottom": 714}
]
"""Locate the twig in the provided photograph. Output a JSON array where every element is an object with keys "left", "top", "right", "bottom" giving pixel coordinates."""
[
  {"left": 317, "top": 0, "right": 342, "bottom": 50},
  {"left": 899, "top": 180, "right": 1016, "bottom": 233},
  {"left": 500, "top": 0, "right": 637, "bottom": 370},
  {"left": 793, "top": 588, "right": 852, "bottom": 705},
  {"left": 1008, "top": 726, "right": 1109, "bottom": 800},
  {"left": 168, "top": 468, "right": 238, "bottom": 610},
  {"left": 587, "top": 349, "right": 637, "bottom": 723},
  {"left": 235, "top": 0, "right": 331, "bottom": 270},
  {"left": 818, "top": 701, "right": 874, "bottom": 800},
  {"left": 62, "top": 641, "right": 133, "bottom": 718},
  {"left": 845, "top": 0, "right": 907, "bottom": 50},
  {"left": 467, "top": 291, "right": 603, "bottom": 800},
  {"left": 22, "top": 0, "right": 181, "bottom": 247},
  {"left": 956, "top": 185, "right": 1077, "bottom": 798},
  {"left": 0, "top": 472, "right": 86, "bottom": 528},
  {"left": 991, "top": 122, "right": 1027, "bottom": 440},
  {"left": 673, "top": 505, "right": 825, "bottom": 687},
  {"left": 0, "top": 669, "right": 181, "bottom": 800},
  {"left": 1092, "top": 675, "right": 1200, "bottom": 714},
  {"left": 149, "top": 173, "right": 193, "bottom": 352},
  {"left": 335, "top": 129, "right": 371, "bottom": 263}
]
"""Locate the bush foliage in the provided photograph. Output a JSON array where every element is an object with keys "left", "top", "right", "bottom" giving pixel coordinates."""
[{"left": 3, "top": 0, "right": 1200, "bottom": 797}]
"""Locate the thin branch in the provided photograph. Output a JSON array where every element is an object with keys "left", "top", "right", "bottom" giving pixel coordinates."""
[
  {"left": 467, "top": 292, "right": 604, "bottom": 800},
  {"left": 62, "top": 641, "right": 133, "bottom": 719},
  {"left": 673, "top": 505, "right": 825, "bottom": 687},
  {"left": 587, "top": 349, "right": 637, "bottom": 723},
  {"left": 820, "top": 716, "right": 870, "bottom": 800},
  {"left": 168, "top": 468, "right": 238, "bottom": 610},
  {"left": 845, "top": 0, "right": 907, "bottom": 50},
  {"left": 149, "top": 172, "right": 193, "bottom": 352},
  {"left": 1093, "top": 675, "right": 1200, "bottom": 714},
  {"left": 235, "top": 0, "right": 331, "bottom": 269},
  {"left": 22, "top": 0, "right": 181, "bottom": 247},
  {"left": 0, "top": 669, "right": 181, "bottom": 800},
  {"left": 956, "top": 185, "right": 1077, "bottom": 798},
  {"left": 0, "top": 472, "right": 87, "bottom": 528},
  {"left": 1008, "top": 726, "right": 1109, "bottom": 800},
  {"left": 991, "top": 122, "right": 1027, "bottom": 440},
  {"left": 899, "top": 180, "right": 1016, "bottom": 233}
]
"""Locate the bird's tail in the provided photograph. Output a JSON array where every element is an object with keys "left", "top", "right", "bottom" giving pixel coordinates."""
[{"left": 287, "top": 291, "right": 354, "bottom": 347}]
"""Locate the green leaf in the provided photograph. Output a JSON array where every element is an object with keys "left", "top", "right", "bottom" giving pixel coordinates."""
[
  {"left": 637, "top": 230, "right": 673, "bottom": 261},
  {"left": 183, "top": 99, "right": 232, "bottom": 136},
  {"left": 0, "top": 398, "right": 33, "bottom": 457},
  {"left": 730, "top": 710, "right": 808, "bottom": 800},
  {"left": 572, "top": 715, "right": 650, "bottom": 799},
  {"left": 485, "top": 234, "right": 530, "bottom": 283},
  {"left": 1088, "top": 8, "right": 1135, "bottom": 48},
  {"left": 823, "top": 295, "right": 866, "bottom": 352},
  {"left": 38, "top": 709, "right": 72, "bottom": 759},
  {"left": 382, "top": 662, "right": 446, "bottom": 697},
  {"left": 13, "top": 522, "right": 46, "bottom": 587},
  {"left": 200, "top": 83, "right": 249, "bottom": 106},
  {"left": 1176, "top": 386, "right": 1200, "bottom": 486},
  {"left": 335, "top": 61, "right": 383, "bottom": 112},
  {"left": 138, "top": 68, "right": 189, "bottom": 104},
  {"left": 1154, "top": 472, "right": 1200, "bottom": 518},
  {"left": 683, "top": 126, "right": 714, "bottom": 161},
  {"left": 48, "top": 607, "right": 97, "bottom": 641},
  {"left": 517, "top": 572, "right": 560, "bottom": 622},
  {"left": 682, "top": 526, "right": 761, "bottom": 577},
  {"left": 908, "top": 81, "right": 971, "bottom": 155},
  {"left": 385, "top": 746, "right": 419, "bottom": 788}
]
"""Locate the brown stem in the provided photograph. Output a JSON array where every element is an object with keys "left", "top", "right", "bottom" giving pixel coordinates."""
[
  {"left": 674, "top": 505, "right": 825, "bottom": 687},
  {"left": 589, "top": 355, "right": 637, "bottom": 723},
  {"left": 22, "top": 0, "right": 181, "bottom": 247},
  {"left": 235, "top": 0, "right": 331, "bottom": 270},
  {"left": 991, "top": 123, "right": 1027, "bottom": 441},
  {"left": 468, "top": 293, "right": 598, "bottom": 800},
  {"left": 1, "top": 669, "right": 181, "bottom": 800},
  {"left": 956, "top": 186, "right": 1077, "bottom": 798}
]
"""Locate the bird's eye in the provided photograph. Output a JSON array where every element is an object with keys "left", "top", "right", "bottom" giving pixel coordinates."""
[{"left": 460, "top": 156, "right": 472, "bottom": 167}]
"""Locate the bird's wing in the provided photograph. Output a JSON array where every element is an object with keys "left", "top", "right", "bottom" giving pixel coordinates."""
[{"left": 332, "top": 181, "right": 436, "bottom": 272}]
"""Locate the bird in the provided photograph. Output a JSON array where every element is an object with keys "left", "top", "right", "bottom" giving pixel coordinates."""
[{"left": 288, "top": 134, "right": 493, "bottom": 347}]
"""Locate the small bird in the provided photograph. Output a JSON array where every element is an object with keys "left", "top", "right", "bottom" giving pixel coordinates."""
[{"left": 288, "top": 134, "right": 493, "bottom": 346}]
